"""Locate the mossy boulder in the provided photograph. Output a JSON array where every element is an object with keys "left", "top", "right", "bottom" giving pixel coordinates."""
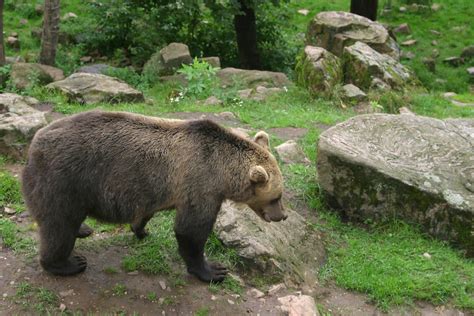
[
  {"left": 215, "top": 201, "right": 325, "bottom": 279},
  {"left": 47, "top": 73, "right": 144, "bottom": 105},
  {"left": 11, "top": 63, "right": 64, "bottom": 90},
  {"left": 317, "top": 114, "right": 474, "bottom": 256},
  {"left": 306, "top": 11, "right": 400, "bottom": 60},
  {"left": 295, "top": 46, "right": 342, "bottom": 98},
  {"left": 0, "top": 93, "right": 47, "bottom": 160},
  {"left": 342, "top": 41, "right": 414, "bottom": 91},
  {"left": 217, "top": 67, "right": 290, "bottom": 89},
  {"left": 142, "top": 42, "right": 192, "bottom": 82}
]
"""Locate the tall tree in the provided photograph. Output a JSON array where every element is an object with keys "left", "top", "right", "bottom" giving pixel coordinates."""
[
  {"left": 39, "top": 0, "right": 60, "bottom": 65},
  {"left": 350, "top": 0, "right": 378, "bottom": 21},
  {"left": 234, "top": 0, "right": 260, "bottom": 69},
  {"left": 0, "top": 0, "right": 5, "bottom": 66}
]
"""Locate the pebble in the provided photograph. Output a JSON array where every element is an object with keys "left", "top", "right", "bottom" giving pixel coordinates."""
[
  {"left": 59, "top": 303, "right": 67, "bottom": 312},
  {"left": 423, "top": 252, "right": 432, "bottom": 259},
  {"left": 268, "top": 283, "right": 286, "bottom": 296},
  {"left": 227, "top": 299, "right": 235, "bottom": 305},
  {"left": 159, "top": 280, "right": 166, "bottom": 290}
]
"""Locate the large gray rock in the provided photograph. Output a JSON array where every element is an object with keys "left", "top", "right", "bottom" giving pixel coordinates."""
[
  {"left": 11, "top": 63, "right": 64, "bottom": 90},
  {"left": 306, "top": 11, "right": 400, "bottom": 60},
  {"left": 47, "top": 73, "right": 144, "bottom": 104},
  {"left": 215, "top": 201, "right": 325, "bottom": 280},
  {"left": 295, "top": 46, "right": 342, "bottom": 98},
  {"left": 275, "top": 140, "right": 310, "bottom": 164},
  {"left": 317, "top": 114, "right": 474, "bottom": 256},
  {"left": 218, "top": 67, "right": 290, "bottom": 89},
  {"left": 75, "top": 64, "right": 116, "bottom": 75},
  {"left": 341, "top": 84, "right": 367, "bottom": 103},
  {"left": 342, "top": 41, "right": 414, "bottom": 91},
  {"left": 142, "top": 43, "right": 193, "bottom": 81},
  {"left": 278, "top": 295, "right": 319, "bottom": 316},
  {"left": 0, "top": 94, "right": 47, "bottom": 159}
]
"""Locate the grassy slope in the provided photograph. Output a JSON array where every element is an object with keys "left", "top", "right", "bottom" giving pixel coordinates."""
[{"left": 1, "top": 0, "right": 473, "bottom": 312}]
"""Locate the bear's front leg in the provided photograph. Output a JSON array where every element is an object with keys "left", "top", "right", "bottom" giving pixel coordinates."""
[
  {"left": 174, "top": 204, "right": 228, "bottom": 283},
  {"left": 175, "top": 232, "right": 228, "bottom": 282}
]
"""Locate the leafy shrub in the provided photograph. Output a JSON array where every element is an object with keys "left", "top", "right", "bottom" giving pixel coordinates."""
[{"left": 177, "top": 58, "right": 219, "bottom": 99}]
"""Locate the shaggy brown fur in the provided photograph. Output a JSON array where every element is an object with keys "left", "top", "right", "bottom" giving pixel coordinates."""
[{"left": 21, "top": 110, "right": 286, "bottom": 282}]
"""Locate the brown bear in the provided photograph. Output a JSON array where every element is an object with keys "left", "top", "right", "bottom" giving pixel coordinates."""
[{"left": 21, "top": 110, "right": 286, "bottom": 282}]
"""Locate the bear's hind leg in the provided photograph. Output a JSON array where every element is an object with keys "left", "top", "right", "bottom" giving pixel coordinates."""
[
  {"left": 39, "top": 220, "right": 87, "bottom": 276},
  {"left": 131, "top": 214, "right": 153, "bottom": 240},
  {"left": 76, "top": 223, "right": 93, "bottom": 238}
]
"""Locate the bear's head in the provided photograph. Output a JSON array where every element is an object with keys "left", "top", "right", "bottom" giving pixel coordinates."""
[{"left": 244, "top": 131, "right": 287, "bottom": 222}]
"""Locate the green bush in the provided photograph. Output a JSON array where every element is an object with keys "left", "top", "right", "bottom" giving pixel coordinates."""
[{"left": 177, "top": 58, "right": 219, "bottom": 99}]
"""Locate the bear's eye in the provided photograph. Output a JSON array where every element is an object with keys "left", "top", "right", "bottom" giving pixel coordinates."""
[{"left": 270, "top": 195, "right": 282, "bottom": 204}]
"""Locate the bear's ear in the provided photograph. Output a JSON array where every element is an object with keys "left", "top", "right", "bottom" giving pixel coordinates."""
[
  {"left": 254, "top": 131, "right": 270, "bottom": 150},
  {"left": 249, "top": 165, "right": 269, "bottom": 184}
]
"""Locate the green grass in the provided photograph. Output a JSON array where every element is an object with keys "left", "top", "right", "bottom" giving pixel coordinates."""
[
  {"left": 0, "top": 170, "right": 24, "bottom": 212},
  {"left": 319, "top": 220, "right": 474, "bottom": 311},
  {"left": 0, "top": 218, "right": 36, "bottom": 255},
  {"left": 194, "top": 306, "right": 210, "bottom": 316},
  {"left": 14, "top": 281, "right": 59, "bottom": 314},
  {"left": 111, "top": 283, "right": 127, "bottom": 296}
]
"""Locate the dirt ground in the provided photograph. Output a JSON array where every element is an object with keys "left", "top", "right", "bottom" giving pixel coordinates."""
[{"left": 0, "top": 111, "right": 470, "bottom": 315}]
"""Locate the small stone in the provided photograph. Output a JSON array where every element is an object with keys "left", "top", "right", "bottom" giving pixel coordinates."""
[
  {"left": 4, "top": 207, "right": 16, "bottom": 215},
  {"left": 203, "top": 96, "right": 222, "bottom": 106},
  {"left": 278, "top": 295, "right": 318, "bottom": 316},
  {"left": 393, "top": 23, "right": 411, "bottom": 35},
  {"left": 297, "top": 9, "right": 309, "bottom": 16},
  {"left": 399, "top": 6, "right": 407, "bottom": 12},
  {"left": 443, "top": 57, "right": 463, "bottom": 67},
  {"left": 127, "top": 271, "right": 139, "bottom": 275},
  {"left": 431, "top": 49, "right": 440, "bottom": 58},
  {"left": 238, "top": 89, "right": 252, "bottom": 100},
  {"left": 80, "top": 56, "right": 93, "bottom": 63},
  {"left": 422, "top": 58, "right": 436, "bottom": 73},
  {"left": 59, "top": 289, "right": 74, "bottom": 297},
  {"left": 218, "top": 111, "right": 236, "bottom": 120},
  {"left": 2, "top": 293, "right": 7, "bottom": 298},
  {"left": 158, "top": 298, "right": 165, "bottom": 304},
  {"left": 461, "top": 46, "right": 474, "bottom": 60},
  {"left": 159, "top": 280, "right": 166, "bottom": 290},
  {"left": 62, "top": 12, "right": 78, "bottom": 21},
  {"left": 401, "top": 39, "right": 417, "bottom": 46},
  {"left": 400, "top": 51, "right": 416, "bottom": 60},
  {"left": 9, "top": 281, "right": 14, "bottom": 285},
  {"left": 430, "top": 30, "right": 442, "bottom": 36},
  {"left": 423, "top": 252, "right": 432, "bottom": 259},
  {"left": 211, "top": 295, "right": 217, "bottom": 301},
  {"left": 341, "top": 84, "right": 367, "bottom": 103},
  {"left": 10, "top": 32, "right": 19, "bottom": 38},
  {"left": 275, "top": 140, "right": 310, "bottom": 165},
  {"left": 227, "top": 299, "right": 235, "bottom": 305},
  {"left": 443, "top": 92, "right": 457, "bottom": 99},
  {"left": 268, "top": 283, "right": 286, "bottom": 296},
  {"left": 431, "top": 3, "right": 441, "bottom": 11},
  {"left": 6, "top": 37, "right": 20, "bottom": 50},
  {"left": 59, "top": 303, "right": 67, "bottom": 312},
  {"left": 435, "top": 78, "right": 447, "bottom": 85},
  {"left": 399, "top": 107, "right": 415, "bottom": 115},
  {"left": 35, "top": 4, "right": 44, "bottom": 15},
  {"left": 467, "top": 67, "right": 474, "bottom": 80},
  {"left": 20, "top": 19, "right": 28, "bottom": 25},
  {"left": 248, "top": 288, "right": 265, "bottom": 299},
  {"left": 431, "top": 40, "right": 438, "bottom": 46}
]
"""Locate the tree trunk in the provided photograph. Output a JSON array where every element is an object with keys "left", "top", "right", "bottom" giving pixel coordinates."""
[
  {"left": 350, "top": 0, "right": 378, "bottom": 21},
  {"left": 39, "top": 0, "right": 60, "bottom": 65},
  {"left": 0, "top": 0, "right": 5, "bottom": 66},
  {"left": 233, "top": 0, "right": 260, "bottom": 69}
]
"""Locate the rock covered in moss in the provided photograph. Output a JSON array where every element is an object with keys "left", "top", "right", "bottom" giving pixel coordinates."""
[
  {"left": 217, "top": 67, "right": 290, "bottom": 89},
  {"left": 306, "top": 11, "right": 400, "bottom": 60},
  {"left": 215, "top": 201, "right": 325, "bottom": 278},
  {"left": 11, "top": 63, "right": 64, "bottom": 90},
  {"left": 342, "top": 41, "right": 414, "bottom": 91},
  {"left": 295, "top": 46, "right": 342, "bottom": 98},
  {"left": 47, "top": 73, "right": 144, "bottom": 104},
  {"left": 317, "top": 114, "right": 474, "bottom": 256},
  {"left": 0, "top": 93, "right": 47, "bottom": 160},
  {"left": 142, "top": 42, "right": 193, "bottom": 82}
]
